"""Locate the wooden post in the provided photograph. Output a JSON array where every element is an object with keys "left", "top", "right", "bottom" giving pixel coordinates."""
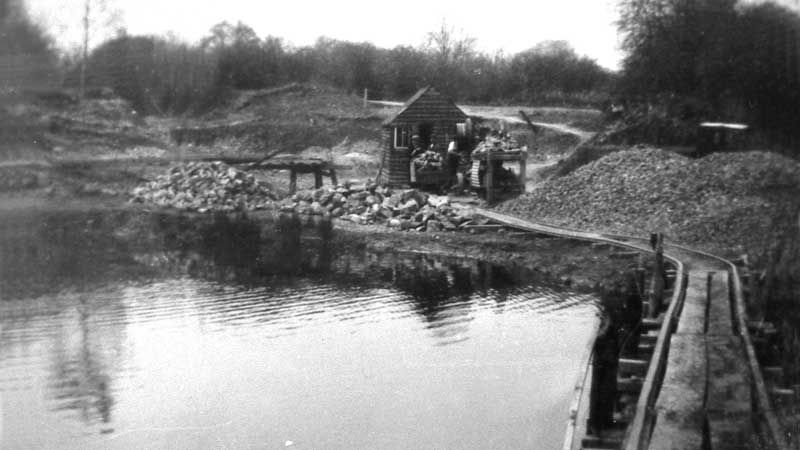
[
  {"left": 363, "top": 88, "right": 368, "bottom": 108},
  {"left": 314, "top": 167, "right": 323, "bottom": 189},
  {"left": 650, "top": 232, "right": 665, "bottom": 318},
  {"left": 589, "top": 319, "right": 619, "bottom": 434},
  {"left": 518, "top": 151, "right": 527, "bottom": 193},
  {"left": 518, "top": 110, "right": 541, "bottom": 134},
  {"left": 486, "top": 152, "right": 494, "bottom": 203},
  {"left": 289, "top": 169, "right": 297, "bottom": 194},
  {"left": 329, "top": 168, "right": 338, "bottom": 186},
  {"left": 635, "top": 266, "right": 647, "bottom": 307}
]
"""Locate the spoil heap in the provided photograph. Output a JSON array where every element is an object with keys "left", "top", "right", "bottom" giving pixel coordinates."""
[
  {"left": 131, "top": 161, "right": 277, "bottom": 212},
  {"left": 279, "top": 184, "right": 474, "bottom": 232},
  {"left": 500, "top": 147, "right": 800, "bottom": 254}
]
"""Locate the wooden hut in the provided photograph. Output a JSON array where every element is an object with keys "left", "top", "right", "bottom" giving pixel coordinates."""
[
  {"left": 695, "top": 122, "right": 749, "bottom": 156},
  {"left": 380, "top": 87, "right": 469, "bottom": 187}
]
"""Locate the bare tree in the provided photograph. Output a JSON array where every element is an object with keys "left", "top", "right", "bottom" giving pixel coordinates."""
[
  {"left": 422, "top": 20, "right": 476, "bottom": 96},
  {"left": 425, "top": 19, "right": 476, "bottom": 67},
  {"left": 78, "top": 0, "right": 121, "bottom": 98}
]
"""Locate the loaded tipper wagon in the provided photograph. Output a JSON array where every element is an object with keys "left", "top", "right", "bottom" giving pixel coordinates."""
[{"left": 469, "top": 134, "right": 527, "bottom": 202}]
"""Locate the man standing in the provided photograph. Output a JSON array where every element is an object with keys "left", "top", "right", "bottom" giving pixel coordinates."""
[
  {"left": 446, "top": 140, "right": 461, "bottom": 192},
  {"left": 409, "top": 135, "right": 423, "bottom": 183}
]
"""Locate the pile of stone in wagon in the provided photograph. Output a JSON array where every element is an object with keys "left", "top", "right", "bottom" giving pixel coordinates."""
[
  {"left": 279, "top": 182, "right": 475, "bottom": 232},
  {"left": 130, "top": 161, "right": 277, "bottom": 211},
  {"left": 472, "top": 134, "right": 524, "bottom": 155}
]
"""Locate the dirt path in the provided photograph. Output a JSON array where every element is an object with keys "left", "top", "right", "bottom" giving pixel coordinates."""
[
  {"left": 368, "top": 100, "right": 597, "bottom": 142},
  {"left": 457, "top": 105, "right": 596, "bottom": 143}
]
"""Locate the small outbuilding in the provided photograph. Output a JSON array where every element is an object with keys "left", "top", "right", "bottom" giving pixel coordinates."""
[
  {"left": 379, "top": 87, "right": 470, "bottom": 187},
  {"left": 695, "top": 122, "right": 749, "bottom": 156}
]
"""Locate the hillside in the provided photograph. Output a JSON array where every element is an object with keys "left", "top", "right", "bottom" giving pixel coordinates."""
[{"left": 170, "top": 83, "right": 385, "bottom": 154}]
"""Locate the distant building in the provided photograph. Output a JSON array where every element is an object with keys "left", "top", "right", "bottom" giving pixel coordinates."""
[
  {"left": 380, "top": 87, "right": 469, "bottom": 187},
  {"left": 695, "top": 122, "right": 749, "bottom": 156}
]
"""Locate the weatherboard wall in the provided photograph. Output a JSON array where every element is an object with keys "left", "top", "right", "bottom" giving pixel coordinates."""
[{"left": 382, "top": 87, "right": 468, "bottom": 187}]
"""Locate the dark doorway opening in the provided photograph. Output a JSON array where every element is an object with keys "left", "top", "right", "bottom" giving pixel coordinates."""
[{"left": 418, "top": 123, "right": 433, "bottom": 148}]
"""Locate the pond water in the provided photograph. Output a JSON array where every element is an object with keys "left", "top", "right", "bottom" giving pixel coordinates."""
[{"left": 0, "top": 210, "right": 600, "bottom": 450}]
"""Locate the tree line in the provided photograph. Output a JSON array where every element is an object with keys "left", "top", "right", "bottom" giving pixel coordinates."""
[
  {"left": 617, "top": 0, "right": 800, "bottom": 148},
  {"left": 64, "top": 20, "right": 613, "bottom": 115},
  {"left": 5, "top": 0, "right": 800, "bottom": 151},
  {"left": 2, "top": 3, "right": 613, "bottom": 115}
]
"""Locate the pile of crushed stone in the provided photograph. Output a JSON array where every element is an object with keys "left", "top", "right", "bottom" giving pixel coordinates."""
[
  {"left": 499, "top": 147, "right": 800, "bottom": 255},
  {"left": 130, "top": 161, "right": 277, "bottom": 212},
  {"left": 279, "top": 184, "right": 475, "bottom": 232}
]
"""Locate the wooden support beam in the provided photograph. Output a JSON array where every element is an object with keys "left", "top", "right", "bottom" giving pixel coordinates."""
[
  {"left": 518, "top": 110, "right": 542, "bottom": 134},
  {"left": 314, "top": 168, "right": 323, "bottom": 188},
  {"left": 463, "top": 224, "right": 506, "bottom": 232},
  {"left": 289, "top": 169, "right": 297, "bottom": 194},
  {"left": 637, "top": 342, "right": 655, "bottom": 355},
  {"left": 617, "top": 376, "right": 644, "bottom": 393},
  {"left": 619, "top": 358, "right": 649, "bottom": 377},
  {"left": 582, "top": 434, "right": 623, "bottom": 449},
  {"left": 609, "top": 250, "right": 640, "bottom": 259},
  {"left": 486, "top": 150, "right": 494, "bottom": 203},
  {"left": 640, "top": 334, "right": 658, "bottom": 345},
  {"left": 649, "top": 232, "right": 665, "bottom": 318},
  {"left": 641, "top": 316, "right": 663, "bottom": 331},
  {"left": 762, "top": 366, "right": 785, "bottom": 385}
]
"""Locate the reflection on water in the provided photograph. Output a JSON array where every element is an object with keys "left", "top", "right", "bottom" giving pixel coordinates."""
[{"left": 0, "top": 209, "right": 599, "bottom": 450}]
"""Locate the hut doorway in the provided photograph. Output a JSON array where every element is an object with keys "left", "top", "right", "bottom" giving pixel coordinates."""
[{"left": 418, "top": 123, "right": 433, "bottom": 148}]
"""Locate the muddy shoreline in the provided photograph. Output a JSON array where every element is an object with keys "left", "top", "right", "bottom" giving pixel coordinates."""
[{"left": 1, "top": 191, "right": 648, "bottom": 297}]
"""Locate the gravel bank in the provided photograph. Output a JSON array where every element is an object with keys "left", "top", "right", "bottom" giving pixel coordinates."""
[{"left": 499, "top": 147, "right": 800, "bottom": 256}]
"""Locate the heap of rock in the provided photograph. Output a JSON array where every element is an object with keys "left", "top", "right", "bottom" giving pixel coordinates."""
[
  {"left": 500, "top": 147, "right": 800, "bottom": 254},
  {"left": 279, "top": 182, "right": 474, "bottom": 232},
  {"left": 131, "top": 162, "right": 477, "bottom": 232},
  {"left": 130, "top": 161, "right": 276, "bottom": 212},
  {"left": 472, "top": 135, "right": 524, "bottom": 154}
]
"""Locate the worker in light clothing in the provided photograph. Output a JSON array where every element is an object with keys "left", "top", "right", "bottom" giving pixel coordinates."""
[
  {"left": 409, "top": 135, "right": 423, "bottom": 183},
  {"left": 446, "top": 140, "right": 462, "bottom": 192}
]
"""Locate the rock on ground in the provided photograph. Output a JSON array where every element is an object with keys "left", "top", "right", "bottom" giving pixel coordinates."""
[{"left": 130, "top": 161, "right": 277, "bottom": 212}]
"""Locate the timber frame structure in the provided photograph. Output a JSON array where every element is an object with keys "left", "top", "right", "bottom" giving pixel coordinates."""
[{"left": 379, "top": 87, "right": 469, "bottom": 187}]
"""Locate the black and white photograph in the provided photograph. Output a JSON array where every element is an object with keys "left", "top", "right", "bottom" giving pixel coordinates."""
[{"left": 2, "top": 0, "right": 800, "bottom": 448}]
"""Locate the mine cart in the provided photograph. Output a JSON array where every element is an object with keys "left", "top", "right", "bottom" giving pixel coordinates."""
[
  {"left": 412, "top": 167, "right": 449, "bottom": 191},
  {"left": 469, "top": 136, "right": 527, "bottom": 202}
]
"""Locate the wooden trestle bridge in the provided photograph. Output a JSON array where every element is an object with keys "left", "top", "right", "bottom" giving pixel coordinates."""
[{"left": 473, "top": 209, "right": 791, "bottom": 450}]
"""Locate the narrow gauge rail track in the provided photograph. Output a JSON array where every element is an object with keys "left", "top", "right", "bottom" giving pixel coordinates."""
[{"left": 472, "top": 208, "right": 788, "bottom": 450}]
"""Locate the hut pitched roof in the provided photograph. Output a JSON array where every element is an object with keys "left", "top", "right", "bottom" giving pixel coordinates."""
[{"left": 382, "top": 86, "right": 468, "bottom": 127}]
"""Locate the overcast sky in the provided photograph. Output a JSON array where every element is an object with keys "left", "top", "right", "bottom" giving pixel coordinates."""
[{"left": 27, "top": 0, "right": 624, "bottom": 69}]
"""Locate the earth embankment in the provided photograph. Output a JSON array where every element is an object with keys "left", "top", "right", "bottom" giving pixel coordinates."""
[{"left": 499, "top": 147, "right": 800, "bottom": 257}]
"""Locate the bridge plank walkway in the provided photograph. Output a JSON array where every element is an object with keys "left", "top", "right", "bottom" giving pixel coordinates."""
[
  {"left": 649, "top": 333, "right": 706, "bottom": 450},
  {"left": 650, "top": 269, "right": 754, "bottom": 449},
  {"left": 469, "top": 209, "right": 780, "bottom": 450}
]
